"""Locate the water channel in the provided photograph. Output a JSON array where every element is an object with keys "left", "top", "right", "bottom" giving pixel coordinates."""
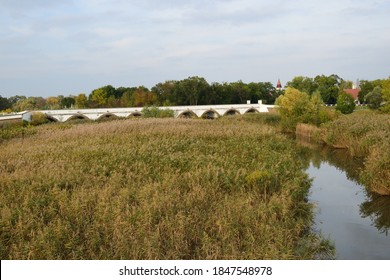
[{"left": 299, "top": 140, "right": 390, "bottom": 259}]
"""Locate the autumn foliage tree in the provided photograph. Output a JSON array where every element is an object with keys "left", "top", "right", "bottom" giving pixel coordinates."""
[
  {"left": 132, "top": 87, "right": 156, "bottom": 107},
  {"left": 276, "top": 88, "right": 312, "bottom": 131},
  {"left": 276, "top": 88, "right": 333, "bottom": 131}
]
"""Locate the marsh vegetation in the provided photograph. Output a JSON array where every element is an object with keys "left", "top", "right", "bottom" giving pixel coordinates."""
[
  {"left": 0, "top": 115, "right": 329, "bottom": 259},
  {"left": 321, "top": 111, "right": 390, "bottom": 195}
]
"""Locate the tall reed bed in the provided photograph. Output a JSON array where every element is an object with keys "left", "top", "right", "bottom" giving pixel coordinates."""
[
  {"left": 1, "top": 117, "right": 327, "bottom": 259},
  {"left": 0, "top": 123, "right": 36, "bottom": 143},
  {"left": 295, "top": 124, "right": 322, "bottom": 142},
  {"left": 321, "top": 111, "right": 390, "bottom": 195}
]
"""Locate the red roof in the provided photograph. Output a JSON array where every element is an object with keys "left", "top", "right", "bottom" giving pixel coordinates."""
[{"left": 344, "top": 89, "right": 360, "bottom": 99}]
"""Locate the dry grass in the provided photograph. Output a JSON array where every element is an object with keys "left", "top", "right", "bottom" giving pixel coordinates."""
[
  {"left": 295, "top": 124, "right": 322, "bottom": 143},
  {"left": 0, "top": 116, "right": 327, "bottom": 259}
]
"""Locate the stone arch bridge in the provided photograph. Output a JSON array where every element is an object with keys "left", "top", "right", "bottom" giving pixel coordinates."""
[{"left": 35, "top": 101, "right": 275, "bottom": 122}]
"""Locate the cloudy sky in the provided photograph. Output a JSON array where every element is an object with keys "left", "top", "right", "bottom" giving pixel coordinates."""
[{"left": 0, "top": 0, "right": 389, "bottom": 97}]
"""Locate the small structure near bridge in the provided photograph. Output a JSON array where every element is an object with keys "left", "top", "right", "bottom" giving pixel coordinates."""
[{"left": 0, "top": 111, "right": 31, "bottom": 126}]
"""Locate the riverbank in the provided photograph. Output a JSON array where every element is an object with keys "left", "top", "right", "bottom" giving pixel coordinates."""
[
  {"left": 295, "top": 139, "right": 390, "bottom": 259},
  {"left": 0, "top": 115, "right": 330, "bottom": 259},
  {"left": 296, "top": 111, "right": 390, "bottom": 195}
]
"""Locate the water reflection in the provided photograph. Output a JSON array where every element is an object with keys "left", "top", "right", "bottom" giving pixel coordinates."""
[
  {"left": 296, "top": 137, "right": 390, "bottom": 259},
  {"left": 360, "top": 193, "right": 390, "bottom": 236},
  {"left": 297, "top": 138, "right": 364, "bottom": 184}
]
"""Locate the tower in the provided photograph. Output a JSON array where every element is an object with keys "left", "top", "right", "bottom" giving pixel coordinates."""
[
  {"left": 276, "top": 78, "right": 282, "bottom": 90},
  {"left": 352, "top": 79, "right": 360, "bottom": 90}
]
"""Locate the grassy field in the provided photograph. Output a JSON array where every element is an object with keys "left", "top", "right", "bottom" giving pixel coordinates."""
[{"left": 0, "top": 115, "right": 329, "bottom": 259}]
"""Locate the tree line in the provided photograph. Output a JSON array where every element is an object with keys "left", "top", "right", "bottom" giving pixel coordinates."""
[
  {"left": 0, "top": 77, "right": 279, "bottom": 112},
  {"left": 1, "top": 75, "right": 389, "bottom": 112},
  {"left": 286, "top": 75, "right": 389, "bottom": 105},
  {"left": 286, "top": 75, "right": 390, "bottom": 112}
]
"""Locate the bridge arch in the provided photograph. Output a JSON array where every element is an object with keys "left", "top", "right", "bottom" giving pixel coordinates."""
[
  {"left": 66, "top": 114, "right": 90, "bottom": 122},
  {"left": 201, "top": 110, "right": 219, "bottom": 119},
  {"left": 129, "top": 111, "right": 142, "bottom": 117},
  {"left": 244, "top": 108, "right": 260, "bottom": 114},
  {"left": 97, "top": 113, "right": 119, "bottom": 121},
  {"left": 45, "top": 114, "right": 59, "bottom": 122},
  {"left": 224, "top": 109, "right": 241, "bottom": 116},
  {"left": 178, "top": 110, "right": 197, "bottom": 118}
]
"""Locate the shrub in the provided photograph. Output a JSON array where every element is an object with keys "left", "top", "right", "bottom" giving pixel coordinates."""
[
  {"left": 30, "top": 112, "right": 49, "bottom": 126},
  {"left": 335, "top": 92, "right": 355, "bottom": 114},
  {"left": 142, "top": 106, "right": 174, "bottom": 118}
]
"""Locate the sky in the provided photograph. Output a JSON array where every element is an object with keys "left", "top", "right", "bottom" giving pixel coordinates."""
[{"left": 0, "top": 0, "right": 389, "bottom": 97}]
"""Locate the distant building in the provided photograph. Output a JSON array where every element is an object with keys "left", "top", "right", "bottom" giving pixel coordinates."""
[
  {"left": 276, "top": 79, "right": 282, "bottom": 90},
  {"left": 344, "top": 79, "right": 361, "bottom": 104}
]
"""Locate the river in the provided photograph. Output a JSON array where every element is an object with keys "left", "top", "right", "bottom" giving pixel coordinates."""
[{"left": 300, "top": 142, "right": 390, "bottom": 259}]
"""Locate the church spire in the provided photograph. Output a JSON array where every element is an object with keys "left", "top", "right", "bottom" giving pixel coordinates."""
[{"left": 276, "top": 78, "right": 282, "bottom": 90}]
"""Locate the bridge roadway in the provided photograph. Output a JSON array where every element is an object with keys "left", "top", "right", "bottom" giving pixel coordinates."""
[{"left": 36, "top": 101, "right": 275, "bottom": 122}]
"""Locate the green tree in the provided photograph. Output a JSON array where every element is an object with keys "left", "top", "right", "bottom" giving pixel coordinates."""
[
  {"left": 336, "top": 92, "right": 355, "bottom": 114},
  {"left": 61, "top": 96, "right": 75, "bottom": 109},
  {"left": 314, "top": 74, "right": 342, "bottom": 104},
  {"left": 12, "top": 97, "right": 46, "bottom": 111},
  {"left": 358, "top": 80, "right": 382, "bottom": 104},
  {"left": 230, "top": 81, "right": 250, "bottom": 104},
  {"left": 286, "top": 76, "right": 318, "bottom": 95},
  {"left": 7, "top": 95, "right": 26, "bottom": 107},
  {"left": 380, "top": 77, "right": 390, "bottom": 113},
  {"left": 247, "top": 82, "right": 278, "bottom": 104},
  {"left": 174, "top": 76, "right": 210, "bottom": 105},
  {"left": 75, "top": 94, "right": 88, "bottom": 109},
  {"left": 339, "top": 80, "right": 353, "bottom": 91},
  {"left": 210, "top": 82, "right": 233, "bottom": 105},
  {"left": 152, "top": 81, "right": 177, "bottom": 106},
  {"left": 365, "top": 86, "right": 383, "bottom": 109},
  {"left": 118, "top": 88, "right": 136, "bottom": 107},
  {"left": 89, "top": 85, "right": 116, "bottom": 107},
  {"left": 0, "top": 95, "right": 11, "bottom": 111}
]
